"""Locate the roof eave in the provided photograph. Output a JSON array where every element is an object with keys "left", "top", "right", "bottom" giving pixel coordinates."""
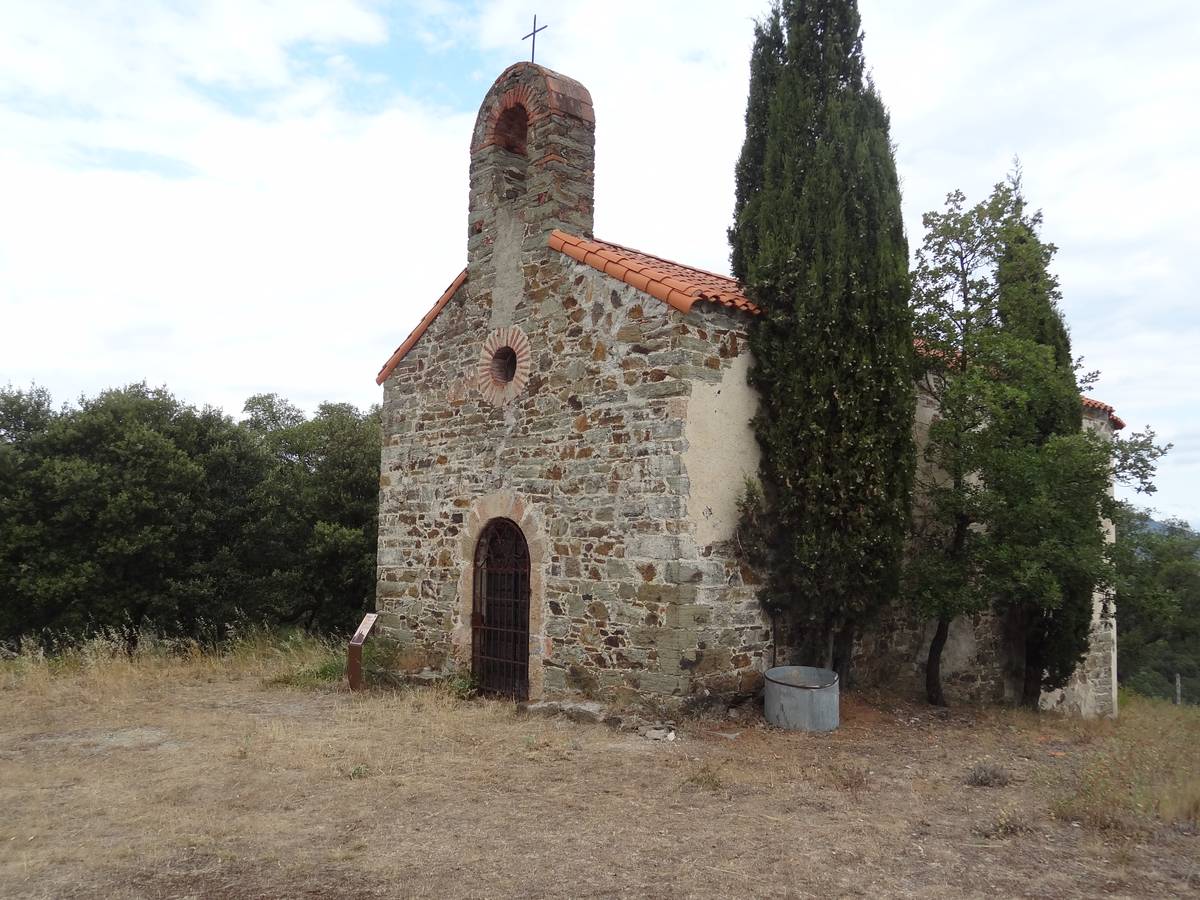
[{"left": 375, "top": 268, "right": 468, "bottom": 385}]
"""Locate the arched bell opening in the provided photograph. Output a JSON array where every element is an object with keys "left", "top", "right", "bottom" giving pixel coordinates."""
[
  {"left": 493, "top": 103, "right": 529, "bottom": 156},
  {"left": 471, "top": 517, "right": 531, "bottom": 698}
]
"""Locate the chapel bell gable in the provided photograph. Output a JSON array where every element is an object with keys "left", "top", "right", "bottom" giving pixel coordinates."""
[{"left": 467, "top": 62, "right": 596, "bottom": 277}]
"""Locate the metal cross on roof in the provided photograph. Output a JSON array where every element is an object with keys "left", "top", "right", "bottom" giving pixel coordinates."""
[{"left": 522, "top": 14, "right": 547, "bottom": 63}]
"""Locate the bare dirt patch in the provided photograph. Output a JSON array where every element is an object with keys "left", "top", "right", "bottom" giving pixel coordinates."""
[{"left": 1, "top": 652, "right": 1197, "bottom": 899}]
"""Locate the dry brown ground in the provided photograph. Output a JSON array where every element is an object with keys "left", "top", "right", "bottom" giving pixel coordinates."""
[{"left": 1, "top": 644, "right": 1197, "bottom": 899}]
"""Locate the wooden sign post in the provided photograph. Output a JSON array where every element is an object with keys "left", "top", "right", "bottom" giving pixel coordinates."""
[{"left": 347, "top": 613, "right": 379, "bottom": 692}]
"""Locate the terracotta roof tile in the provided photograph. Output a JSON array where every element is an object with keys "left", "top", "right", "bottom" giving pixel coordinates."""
[
  {"left": 548, "top": 229, "right": 760, "bottom": 316},
  {"left": 1082, "top": 396, "right": 1126, "bottom": 431},
  {"left": 374, "top": 243, "right": 1124, "bottom": 435},
  {"left": 375, "top": 269, "right": 468, "bottom": 385}
]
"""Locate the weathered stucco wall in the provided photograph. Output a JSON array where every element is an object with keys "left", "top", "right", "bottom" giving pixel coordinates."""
[{"left": 683, "top": 349, "right": 760, "bottom": 549}]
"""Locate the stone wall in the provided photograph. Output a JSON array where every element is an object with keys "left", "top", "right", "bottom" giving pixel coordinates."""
[
  {"left": 375, "top": 62, "right": 769, "bottom": 706},
  {"left": 1040, "top": 406, "right": 1119, "bottom": 717},
  {"left": 376, "top": 253, "right": 767, "bottom": 703},
  {"left": 852, "top": 608, "right": 1014, "bottom": 705},
  {"left": 379, "top": 257, "right": 1120, "bottom": 715},
  {"left": 851, "top": 404, "right": 1120, "bottom": 717}
]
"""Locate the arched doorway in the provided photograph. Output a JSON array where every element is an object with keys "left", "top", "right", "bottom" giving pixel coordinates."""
[{"left": 472, "top": 518, "right": 530, "bottom": 698}]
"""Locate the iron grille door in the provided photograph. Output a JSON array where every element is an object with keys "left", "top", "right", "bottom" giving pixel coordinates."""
[{"left": 472, "top": 519, "right": 530, "bottom": 699}]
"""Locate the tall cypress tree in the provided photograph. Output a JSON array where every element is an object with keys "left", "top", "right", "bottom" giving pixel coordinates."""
[
  {"left": 729, "top": 8, "right": 784, "bottom": 282},
  {"left": 730, "top": 0, "right": 914, "bottom": 676},
  {"left": 991, "top": 179, "right": 1100, "bottom": 706},
  {"left": 996, "top": 179, "right": 1081, "bottom": 440}
]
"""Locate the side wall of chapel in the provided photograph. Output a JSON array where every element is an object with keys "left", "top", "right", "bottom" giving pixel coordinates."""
[{"left": 851, "top": 404, "right": 1119, "bottom": 717}]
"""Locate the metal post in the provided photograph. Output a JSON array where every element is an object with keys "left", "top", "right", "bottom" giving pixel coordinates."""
[{"left": 1177, "top": 672, "right": 1183, "bottom": 706}]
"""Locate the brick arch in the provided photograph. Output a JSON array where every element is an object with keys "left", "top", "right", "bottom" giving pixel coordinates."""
[
  {"left": 470, "top": 61, "right": 594, "bottom": 157},
  {"left": 452, "top": 490, "right": 549, "bottom": 699},
  {"left": 482, "top": 87, "right": 536, "bottom": 155}
]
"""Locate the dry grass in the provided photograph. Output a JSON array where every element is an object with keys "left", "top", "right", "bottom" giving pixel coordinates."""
[
  {"left": 966, "top": 761, "right": 1012, "bottom": 788},
  {"left": 1049, "top": 691, "right": 1200, "bottom": 834},
  {"left": 1, "top": 640, "right": 1198, "bottom": 898},
  {"left": 679, "top": 759, "right": 725, "bottom": 793},
  {"left": 827, "top": 761, "right": 871, "bottom": 793},
  {"left": 974, "top": 807, "right": 1037, "bottom": 839}
]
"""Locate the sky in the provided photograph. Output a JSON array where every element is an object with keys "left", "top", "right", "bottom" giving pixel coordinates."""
[{"left": 1, "top": 0, "right": 1197, "bottom": 525}]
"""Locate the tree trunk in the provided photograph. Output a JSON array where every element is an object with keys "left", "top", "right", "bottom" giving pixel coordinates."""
[
  {"left": 1021, "top": 630, "right": 1044, "bottom": 708},
  {"left": 796, "top": 618, "right": 826, "bottom": 668},
  {"left": 832, "top": 619, "right": 855, "bottom": 687},
  {"left": 926, "top": 617, "right": 951, "bottom": 706}
]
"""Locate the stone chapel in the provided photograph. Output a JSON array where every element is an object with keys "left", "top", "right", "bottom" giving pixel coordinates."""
[{"left": 373, "top": 63, "right": 1123, "bottom": 716}]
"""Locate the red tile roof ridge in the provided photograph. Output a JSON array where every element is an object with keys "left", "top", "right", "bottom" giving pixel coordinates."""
[
  {"left": 375, "top": 268, "right": 467, "bottom": 385},
  {"left": 372, "top": 256, "right": 1123, "bottom": 434},
  {"left": 548, "top": 229, "right": 759, "bottom": 316},
  {"left": 914, "top": 339, "right": 1126, "bottom": 431},
  {"left": 592, "top": 235, "right": 741, "bottom": 286}
]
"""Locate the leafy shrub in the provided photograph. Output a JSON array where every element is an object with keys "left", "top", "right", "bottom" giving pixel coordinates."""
[{"left": 445, "top": 671, "right": 477, "bottom": 700}]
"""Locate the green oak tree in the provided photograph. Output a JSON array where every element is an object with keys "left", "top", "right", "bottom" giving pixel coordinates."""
[
  {"left": 905, "top": 185, "right": 1010, "bottom": 705},
  {"left": 0, "top": 385, "right": 271, "bottom": 641},
  {"left": 244, "top": 396, "right": 380, "bottom": 631},
  {"left": 1112, "top": 507, "right": 1200, "bottom": 704},
  {"left": 908, "top": 178, "right": 1167, "bottom": 706},
  {"left": 0, "top": 384, "right": 380, "bottom": 646}
]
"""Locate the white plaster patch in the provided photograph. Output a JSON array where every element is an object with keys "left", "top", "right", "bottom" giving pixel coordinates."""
[
  {"left": 683, "top": 350, "right": 760, "bottom": 548},
  {"left": 489, "top": 207, "right": 524, "bottom": 329}
]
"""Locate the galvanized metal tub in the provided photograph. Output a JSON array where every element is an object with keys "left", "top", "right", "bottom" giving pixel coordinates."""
[{"left": 763, "top": 666, "right": 839, "bottom": 732}]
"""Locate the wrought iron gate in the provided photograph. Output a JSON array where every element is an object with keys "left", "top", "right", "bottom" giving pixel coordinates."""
[{"left": 472, "top": 518, "right": 530, "bottom": 699}]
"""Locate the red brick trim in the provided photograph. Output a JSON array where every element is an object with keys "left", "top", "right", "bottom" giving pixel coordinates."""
[
  {"left": 473, "top": 63, "right": 594, "bottom": 155},
  {"left": 375, "top": 268, "right": 468, "bottom": 385},
  {"left": 477, "top": 326, "right": 532, "bottom": 407},
  {"left": 479, "top": 85, "right": 543, "bottom": 154}
]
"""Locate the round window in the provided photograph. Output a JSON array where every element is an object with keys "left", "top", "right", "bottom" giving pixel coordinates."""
[
  {"left": 477, "top": 326, "right": 531, "bottom": 407},
  {"left": 490, "top": 346, "right": 518, "bottom": 384}
]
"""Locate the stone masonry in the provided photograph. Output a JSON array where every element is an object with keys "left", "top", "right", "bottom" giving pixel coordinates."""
[{"left": 375, "top": 63, "right": 765, "bottom": 704}]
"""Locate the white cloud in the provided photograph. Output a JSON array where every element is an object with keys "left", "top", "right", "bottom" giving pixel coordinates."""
[
  {"left": 0, "top": 0, "right": 1196, "bottom": 523},
  {"left": 0, "top": 0, "right": 472, "bottom": 416}
]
